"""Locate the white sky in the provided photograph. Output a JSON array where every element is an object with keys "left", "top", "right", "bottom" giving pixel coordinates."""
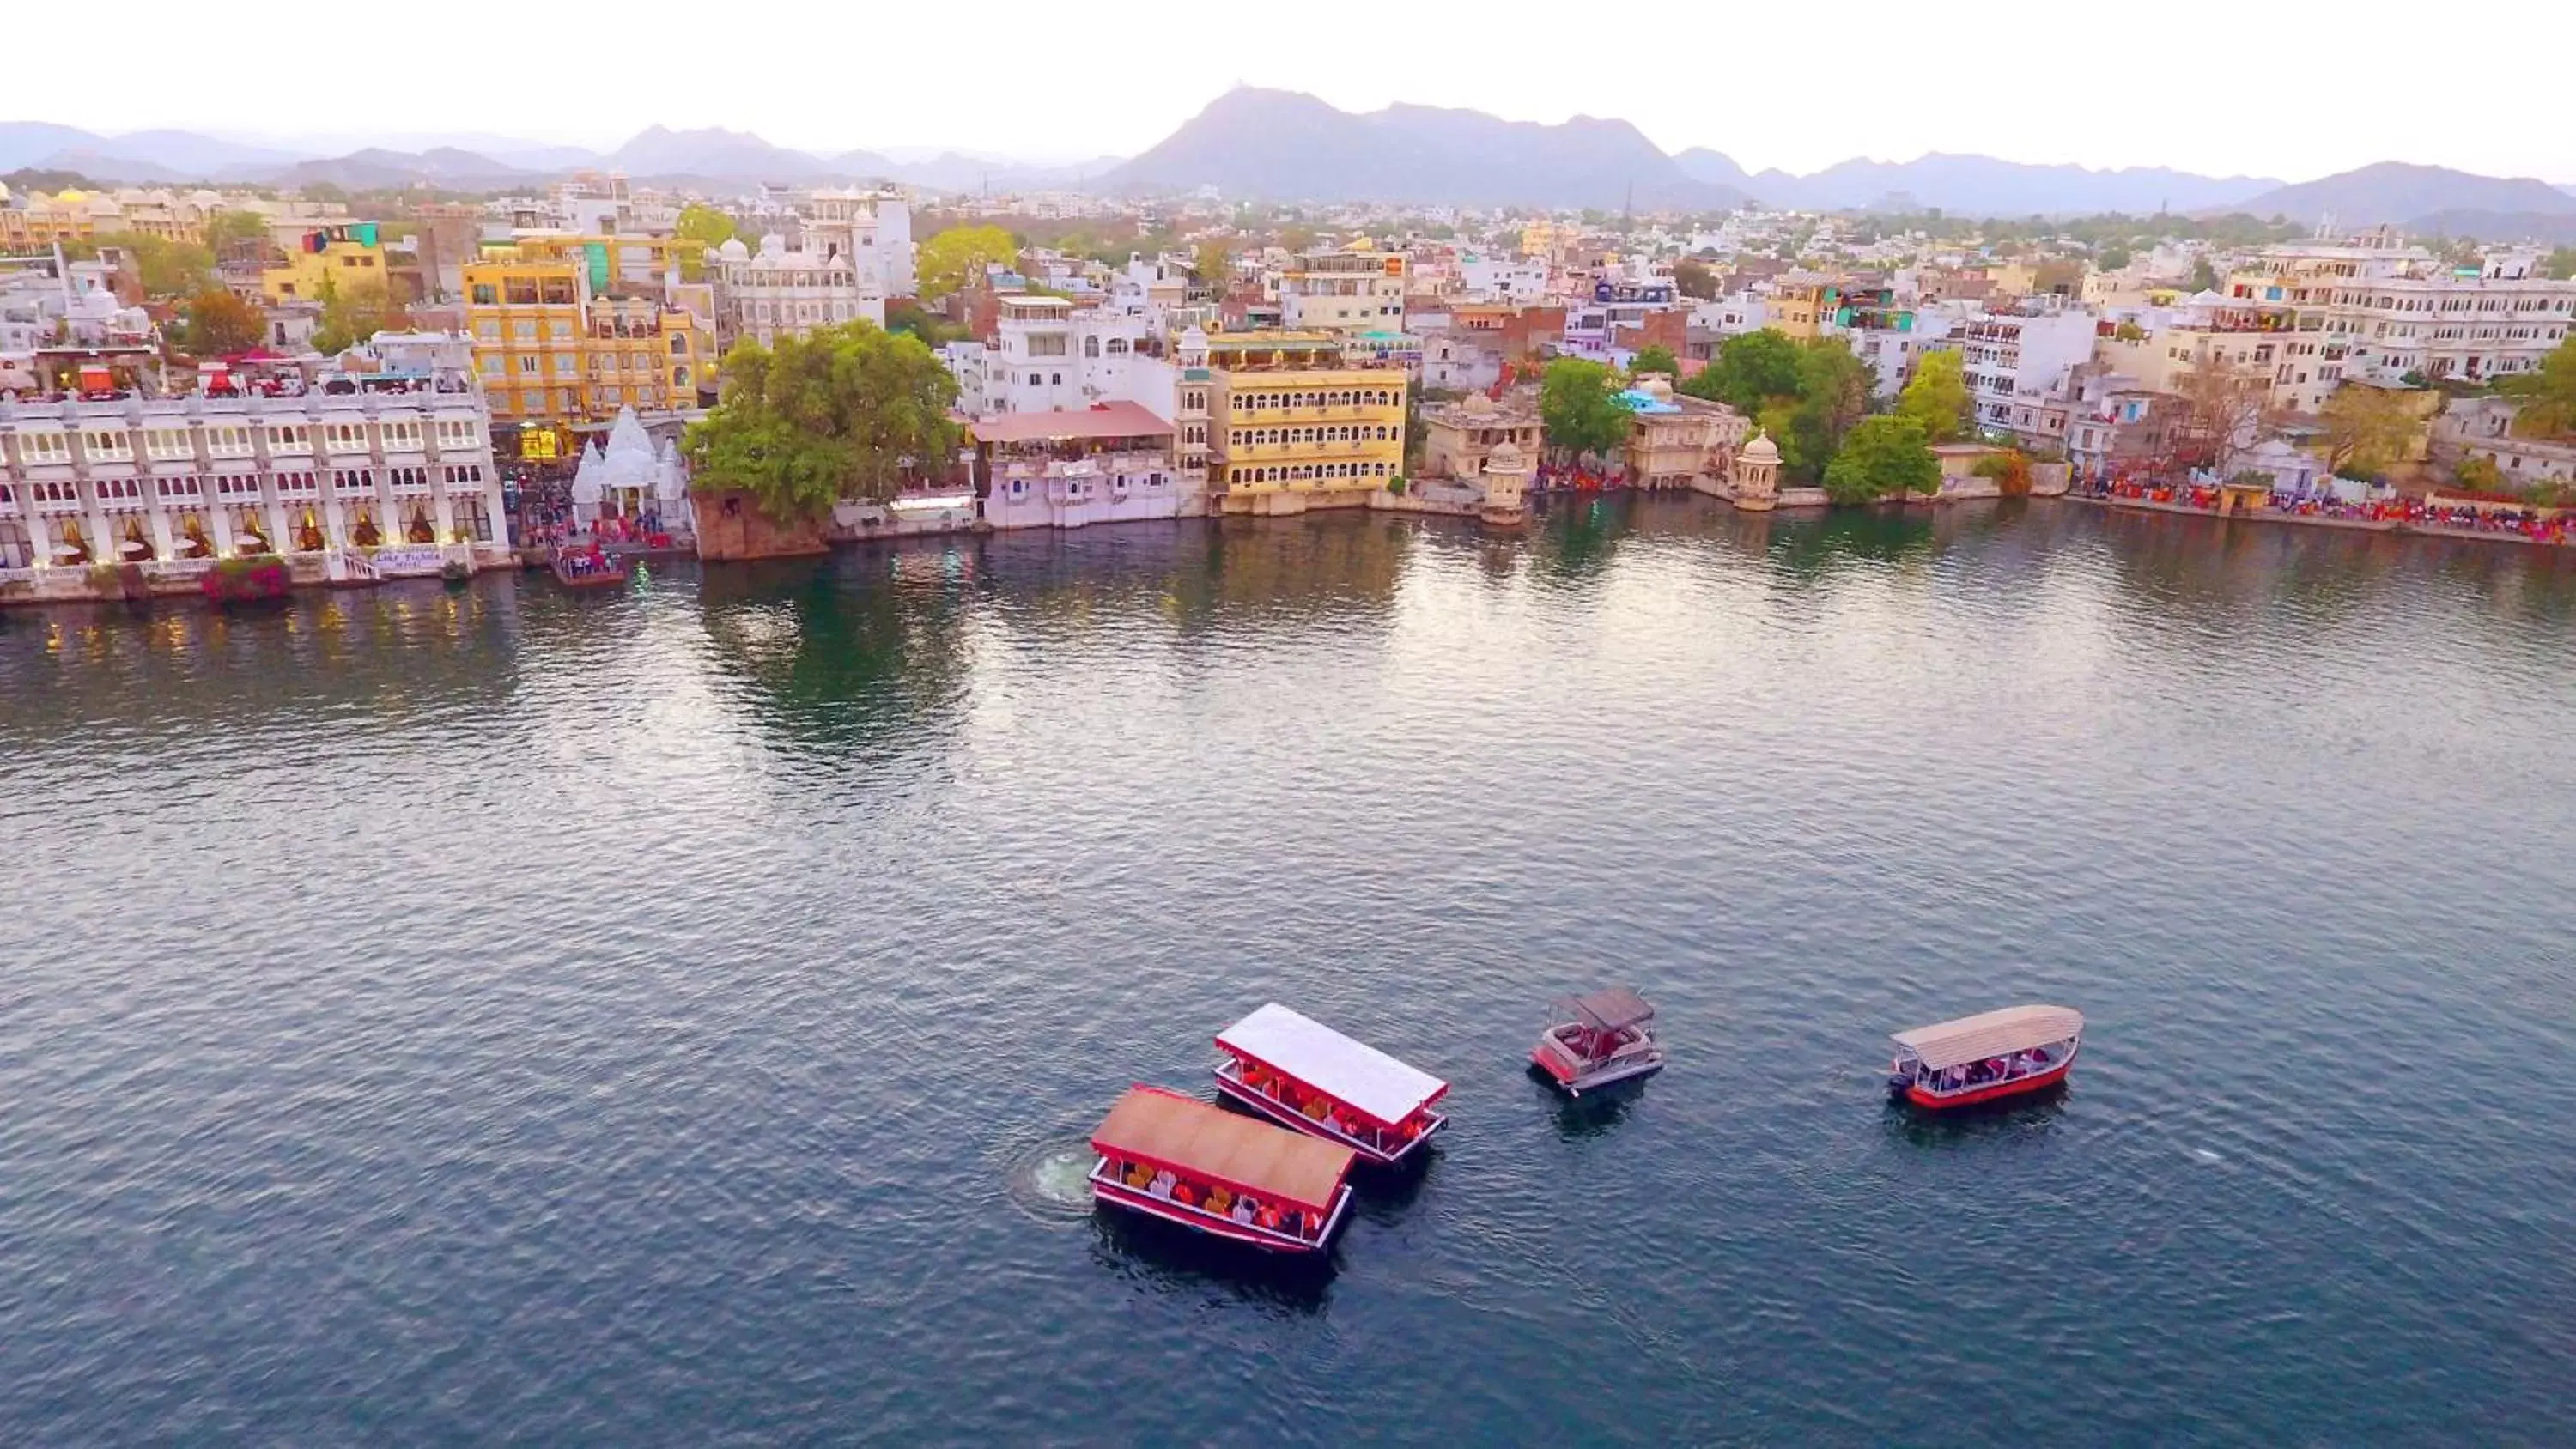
[{"left": 26, "top": 0, "right": 2574, "bottom": 183}]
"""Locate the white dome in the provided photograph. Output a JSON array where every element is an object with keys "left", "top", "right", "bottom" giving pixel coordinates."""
[
  {"left": 1741, "top": 430, "right": 1780, "bottom": 464},
  {"left": 717, "top": 237, "right": 750, "bottom": 262}
]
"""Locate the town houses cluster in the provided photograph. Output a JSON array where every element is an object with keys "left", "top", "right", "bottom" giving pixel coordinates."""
[{"left": 5, "top": 161, "right": 2576, "bottom": 594}]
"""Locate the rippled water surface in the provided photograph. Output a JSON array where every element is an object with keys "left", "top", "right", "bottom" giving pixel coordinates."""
[{"left": 4, "top": 498, "right": 2573, "bottom": 1444}]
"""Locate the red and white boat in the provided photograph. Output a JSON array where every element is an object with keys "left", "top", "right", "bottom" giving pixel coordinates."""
[
  {"left": 1212, "top": 1003, "right": 1449, "bottom": 1166},
  {"left": 1887, "top": 1004, "right": 2083, "bottom": 1109},
  {"left": 1088, "top": 1086, "right": 1356, "bottom": 1253}
]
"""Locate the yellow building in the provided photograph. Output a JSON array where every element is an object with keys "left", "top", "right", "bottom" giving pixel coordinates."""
[
  {"left": 461, "top": 245, "right": 713, "bottom": 429},
  {"left": 1206, "top": 330, "right": 1408, "bottom": 516},
  {"left": 263, "top": 223, "right": 388, "bottom": 302},
  {"left": 1768, "top": 271, "right": 1833, "bottom": 341},
  {"left": 1519, "top": 218, "right": 1566, "bottom": 261},
  {"left": 1279, "top": 244, "right": 1406, "bottom": 333}
]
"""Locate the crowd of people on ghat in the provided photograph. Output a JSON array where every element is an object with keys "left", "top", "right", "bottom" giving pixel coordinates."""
[
  {"left": 1102, "top": 1157, "right": 1324, "bottom": 1241},
  {"left": 2080, "top": 476, "right": 2573, "bottom": 543},
  {"left": 1235, "top": 1059, "right": 1428, "bottom": 1155}
]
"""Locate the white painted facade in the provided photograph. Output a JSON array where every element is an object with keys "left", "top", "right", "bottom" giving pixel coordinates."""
[{"left": 713, "top": 233, "right": 885, "bottom": 352}]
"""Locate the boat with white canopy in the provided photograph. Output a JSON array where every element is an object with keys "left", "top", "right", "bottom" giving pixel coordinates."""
[
  {"left": 1886, "top": 1004, "right": 2083, "bottom": 1109},
  {"left": 1212, "top": 1003, "right": 1449, "bottom": 1165},
  {"left": 1088, "top": 1085, "right": 1357, "bottom": 1252},
  {"left": 1531, "top": 986, "right": 1666, "bottom": 1095}
]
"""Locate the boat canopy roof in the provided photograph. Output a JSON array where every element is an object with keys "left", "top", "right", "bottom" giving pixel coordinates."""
[
  {"left": 1091, "top": 1087, "right": 1354, "bottom": 1214},
  {"left": 1567, "top": 986, "right": 1656, "bottom": 1033},
  {"left": 1216, "top": 1003, "right": 1449, "bottom": 1125},
  {"left": 1891, "top": 1004, "right": 2085, "bottom": 1070}
]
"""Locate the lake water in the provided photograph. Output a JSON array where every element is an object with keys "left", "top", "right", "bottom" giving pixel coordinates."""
[{"left": 3, "top": 497, "right": 2571, "bottom": 1444}]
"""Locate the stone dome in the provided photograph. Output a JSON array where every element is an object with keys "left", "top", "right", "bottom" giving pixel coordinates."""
[
  {"left": 717, "top": 237, "right": 750, "bottom": 262},
  {"left": 1484, "top": 440, "right": 1527, "bottom": 471},
  {"left": 1740, "top": 429, "right": 1780, "bottom": 464}
]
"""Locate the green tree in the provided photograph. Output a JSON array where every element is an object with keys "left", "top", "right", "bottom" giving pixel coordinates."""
[
  {"left": 205, "top": 209, "right": 273, "bottom": 255},
  {"left": 97, "top": 232, "right": 216, "bottom": 299},
  {"left": 178, "top": 288, "right": 264, "bottom": 357},
  {"left": 916, "top": 224, "right": 1018, "bottom": 299},
  {"left": 1893, "top": 349, "right": 1971, "bottom": 444},
  {"left": 2097, "top": 244, "right": 2134, "bottom": 271},
  {"left": 1783, "top": 338, "right": 1874, "bottom": 476},
  {"left": 2545, "top": 247, "right": 2576, "bottom": 282},
  {"left": 311, "top": 276, "right": 401, "bottom": 355},
  {"left": 2317, "top": 383, "right": 2419, "bottom": 476},
  {"left": 1822, "top": 415, "right": 1940, "bottom": 505},
  {"left": 884, "top": 298, "right": 959, "bottom": 345},
  {"left": 675, "top": 203, "right": 738, "bottom": 250},
  {"left": 1680, "top": 327, "right": 1803, "bottom": 411},
  {"left": 2451, "top": 454, "right": 2506, "bottom": 494},
  {"left": 2498, "top": 336, "right": 2576, "bottom": 438},
  {"left": 684, "top": 321, "right": 961, "bottom": 520},
  {"left": 1673, "top": 257, "right": 1717, "bottom": 300},
  {"left": 1627, "top": 344, "right": 1680, "bottom": 378},
  {"left": 2189, "top": 256, "right": 2219, "bottom": 292},
  {"left": 1193, "top": 240, "right": 1232, "bottom": 291},
  {"left": 1539, "top": 356, "right": 1631, "bottom": 463}
]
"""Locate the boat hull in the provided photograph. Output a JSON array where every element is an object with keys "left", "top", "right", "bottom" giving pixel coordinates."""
[
  {"left": 1212, "top": 1064, "right": 1443, "bottom": 1165},
  {"left": 550, "top": 564, "right": 630, "bottom": 589},
  {"left": 1532, "top": 1045, "right": 1667, "bottom": 1096},
  {"left": 1087, "top": 1161, "right": 1347, "bottom": 1252},
  {"left": 1900, "top": 1058, "right": 2073, "bottom": 1110}
]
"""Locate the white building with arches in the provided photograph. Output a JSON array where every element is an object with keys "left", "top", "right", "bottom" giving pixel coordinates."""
[{"left": 713, "top": 234, "right": 885, "bottom": 352}]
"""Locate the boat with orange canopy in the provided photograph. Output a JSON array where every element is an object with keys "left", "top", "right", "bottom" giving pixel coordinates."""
[
  {"left": 1212, "top": 1003, "right": 1449, "bottom": 1166},
  {"left": 1886, "top": 1004, "right": 2083, "bottom": 1109},
  {"left": 1088, "top": 1086, "right": 1356, "bottom": 1252}
]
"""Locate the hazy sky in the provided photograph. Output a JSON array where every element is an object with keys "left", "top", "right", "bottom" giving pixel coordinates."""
[{"left": 26, "top": 0, "right": 2574, "bottom": 182}]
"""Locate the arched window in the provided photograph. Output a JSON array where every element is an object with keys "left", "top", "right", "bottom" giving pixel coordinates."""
[
  {"left": 673, "top": 367, "right": 690, "bottom": 388},
  {"left": 1106, "top": 338, "right": 1128, "bottom": 355},
  {"left": 1084, "top": 336, "right": 1100, "bottom": 358},
  {"left": 669, "top": 336, "right": 687, "bottom": 355}
]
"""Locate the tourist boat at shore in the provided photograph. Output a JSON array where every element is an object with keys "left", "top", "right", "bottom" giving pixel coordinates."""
[
  {"left": 1212, "top": 1003, "right": 1449, "bottom": 1166},
  {"left": 1532, "top": 987, "right": 1667, "bottom": 1095},
  {"left": 1886, "top": 1004, "right": 2083, "bottom": 1109},
  {"left": 550, "top": 543, "right": 629, "bottom": 590},
  {"left": 1089, "top": 1086, "right": 1356, "bottom": 1253}
]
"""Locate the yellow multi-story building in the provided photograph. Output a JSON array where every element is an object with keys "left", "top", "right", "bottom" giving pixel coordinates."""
[
  {"left": 1279, "top": 244, "right": 1406, "bottom": 334},
  {"left": 262, "top": 223, "right": 392, "bottom": 303},
  {"left": 1205, "top": 330, "right": 1408, "bottom": 516},
  {"left": 1767, "top": 270, "right": 1833, "bottom": 341},
  {"left": 460, "top": 245, "right": 714, "bottom": 430}
]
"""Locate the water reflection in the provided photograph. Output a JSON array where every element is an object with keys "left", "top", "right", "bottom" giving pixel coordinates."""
[
  {"left": 1535, "top": 1070, "right": 1653, "bottom": 1138},
  {"left": 1880, "top": 1085, "right": 2071, "bottom": 1148},
  {"left": 1088, "top": 1212, "right": 1336, "bottom": 1313}
]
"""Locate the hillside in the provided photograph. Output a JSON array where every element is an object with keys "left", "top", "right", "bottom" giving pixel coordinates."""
[
  {"left": 1103, "top": 88, "right": 1744, "bottom": 210},
  {"left": 2223, "top": 161, "right": 2576, "bottom": 226}
]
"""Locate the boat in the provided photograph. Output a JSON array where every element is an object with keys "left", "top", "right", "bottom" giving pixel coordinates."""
[
  {"left": 1088, "top": 1085, "right": 1356, "bottom": 1253},
  {"left": 1531, "top": 986, "right": 1667, "bottom": 1095},
  {"left": 1886, "top": 1004, "right": 2083, "bottom": 1109},
  {"left": 1212, "top": 1003, "right": 1449, "bottom": 1166},
  {"left": 550, "top": 543, "right": 629, "bottom": 589}
]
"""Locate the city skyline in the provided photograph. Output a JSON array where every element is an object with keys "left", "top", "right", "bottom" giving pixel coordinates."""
[{"left": 21, "top": 0, "right": 2575, "bottom": 185}]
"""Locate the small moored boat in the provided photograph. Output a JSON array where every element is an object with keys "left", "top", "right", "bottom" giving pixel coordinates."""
[
  {"left": 1212, "top": 1003, "right": 1449, "bottom": 1166},
  {"left": 550, "top": 543, "right": 629, "bottom": 589},
  {"left": 1089, "top": 1085, "right": 1356, "bottom": 1253},
  {"left": 1532, "top": 986, "right": 1667, "bottom": 1095},
  {"left": 1887, "top": 1004, "right": 2083, "bottom": 1109}
]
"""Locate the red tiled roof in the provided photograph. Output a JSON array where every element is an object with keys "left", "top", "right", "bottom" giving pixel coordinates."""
[{"left": 967, "top": 400, "right": 1175, "bottom": 444}]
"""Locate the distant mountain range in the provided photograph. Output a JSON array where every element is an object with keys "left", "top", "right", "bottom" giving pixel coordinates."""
[
  {"left": 1673, "top": 148, "right": 2284, "bottom": 217},
  {"left": 1101, "top": 89, "right": 1744, "bottom": 211},
  {"left": 0, "top": 121, "right": 1105, "bottom": 195},
  {"left": 9, "top": 102, "right": 2576, "bottom": 239}
]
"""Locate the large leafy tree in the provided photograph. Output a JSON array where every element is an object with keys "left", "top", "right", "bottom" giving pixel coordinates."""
[
  {"left": 1627, "top": 343, "right": 1680, "bottom": 379},
  {"left": 97, "top": 232, "right": 216, "bottom": 299},
  {"left": 1679, "top": 327, "right": 1802, "bottom": 411},
  {"left": 178, "top": 288, "right": 264, "bottom": 357},
  {"left": 1539, "top": 356, "right": 1631, "bottom": 462},
  {"left": 675, "top": 203, "right": 738, "bottom": 250},
  {"left": 685, "top": 321, "right": 961, "bottom": 521},
  {"left": 1673, "top": 257, "right": 1717, "bottom": 300},
  {"left": 2499, "top": 336, "right": 2576, "bottom": 439},
  {"left": 915, "top": 224, "right": 1018, "bottom": 299},
  {"left": 1893, "top": 349, "right": 1971, "bottom": 444},
  {"left": 1822, "top": 415, "right": 1940, "bottom": 505},
  {"left": 205, "top": 209, "right": 274, "bottom": 258},
  {"left": 311, "top": 276, "right": 401, "bottom": 355},
  {"left": 2317, "top": 383, "right": 2419, "bottom": 476},
  {"left": 1782, "top": 338, "right": 1874, "bottom": 480},
  {"left": 1192, "top": 241, "right": 1232, "bottom": 292}
]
